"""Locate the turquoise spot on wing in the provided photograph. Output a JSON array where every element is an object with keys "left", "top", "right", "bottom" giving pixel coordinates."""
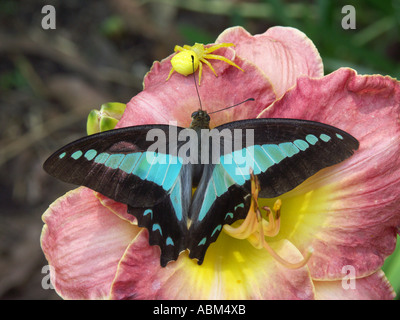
[
  {"left": 59, "top": 152, "right": 66, "bottom": 159},
  {"left": 71, "top": 150, "right": 83, "bottom": 160},
  {"left": 211, "top": 225, "right": 222, "bottom": 237},
  {"left": 198, "top": 182, "right": 217, "bottom": 221},
  {"left": 336, "top": 133, "right": 344, "bottom": 140},
  {"left": 152, "top": 223, "right": 162, "bottom": 235},
  {"left": 306, "top": 134, "right": 318, "bottom": 145},
  {"left": 132, "top": 152, "right": 155, "bottom": 180},
  {"left": 249, "top": 145, "right": 274, "bottom": 173},
  {"left": 119, "top": 152, "right": 141, "bottom": 174},
  {"left": 198, "top": 237, "right": 207, "bottom": 246},
  {"left": 212, "top": 164, "right": 235, "bottom": 197},
  {"left": 147, "top": 153, "right": 166, "bottom": 185},
  {"left": 225, "top": 212, "right": 233, "bottom": 220},
  {"left": 169, "top": 179, "right": 182, "bottom": 221},
  {"left": 234, "top": 203, "right": 244, "bottom": 210},
  {"left": 143, "top": 209, "right": 153, "bottom": 219},
  {"left": 279, "top": 142, "right": 300, "bottom": 157},
  {"left": 232, "top": 149, "right": 251, "bottom": 179},
  {"left": 84, "top": 149, "right": 97, "bottom": 161},
  {"left": 262, "top": 144, "right": 286, "bottom": 163},
  {"left": 94, "top": 152, "right": 109, "bottom": 164},
  {"left": 166, "top": 237, "right": 174, "bottom": 246},
  {"left": 238, "top": 146, "right": 262, "bottom": 175},
  {"left": 161, "top": 156, "right": 183, "bottom": 191},
  {"left": 149, "top": 154, "right": 181, "bottom": 188},
  {"left": 320, "top": 134, "right": 331, "bottom": 142},
  {"left": 105, "top": 154, "right": 125, "bottom": 169},
  {"left": 220, "top": 153, "right": 246, "bottom": 185},
  {"left": 294, "top": 139, "right": 309, "bottom": 151}
]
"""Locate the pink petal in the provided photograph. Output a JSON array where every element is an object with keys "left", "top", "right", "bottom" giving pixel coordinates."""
[
  {"left": 259, "top": 68, "right": 400, "bottom": 279},
  {"left": 216, "top": 26, "right": 323, "bottom": 98},
  {"left": 110, "top": 231, "right": 315, "bottom": 300},
  {"left": 94, "top": 192, "right": 136, "bottom": 224},
  {"left": 314, "top": 270, "right": 395, "bottom": 300},
  {"left": 117, "top": 49, "right": 276, "bottom": 129},
  {"left": 41, "top": 187, "right": 139, "bottom": 299}
]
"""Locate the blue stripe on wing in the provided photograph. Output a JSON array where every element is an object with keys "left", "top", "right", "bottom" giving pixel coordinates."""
[
  {"left": 80, "top": 150, "right": 185, "bottom": 221},
  {"left": 196, "top": 136, "right": 317, "bottom": 223}
]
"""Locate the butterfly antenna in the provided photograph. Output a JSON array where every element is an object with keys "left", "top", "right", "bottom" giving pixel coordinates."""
[
  {"left": 191, "top": 55, "right": 203, "bottom": 111},
  {"left": 208, "top": 98, "right": 255, "bottom": 115}
]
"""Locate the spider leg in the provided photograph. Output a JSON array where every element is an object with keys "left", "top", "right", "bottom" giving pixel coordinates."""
[
  {"left": 200, "top": 58, "right": 218, "bottom": 77},
  {"left": 204, "top": 43, "right": 235, "bottom": 53},
  {"left": 165, "top": 67, "right": 175, "bottom": 81},
  {"left": 198, "top": 61, "right": 203, "bottom": 85},
  {"left": 174, "top": 45, "right": 185, "bottom": 52},
  {"left": 203, "top": 54, "right": 244, "bottom": 72}
]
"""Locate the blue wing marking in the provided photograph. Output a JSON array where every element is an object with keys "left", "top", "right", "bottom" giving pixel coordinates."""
[
  {"left": 132, "top": 152, "right": 155, "bottom": 179},
  {"left": 262, "top": 144, "right": 286, "bottom": 163},
  {"left": 159, "top": 154, "right": 183, "bottom": 191},
  {"left": 294, "top": 139, "right": 309, "bottom": 151},
  {"left": 220, "top": 153, "right": 246, "bottom": 185},
  {"left": 169, "top": 179, "right": 183, "bottom": 221},
  {"left": 250, "top": 145, "right": 275, "bottom": 172},
  {"left": 278, "top": 142, "right": 300, "bottom": 157},
  {"left": 119, "top": 152, "right": 142, "bottom": 173},
  {"left": 94, "top": 152, "right": 109, "bottom": 164},
  {"left": 306, "top": 134, "right": 318, "bottom": 145},
  {"left": 197, "top": 177, "right": 217, "bottom": 221},
  {"left": 105, "top": 154, "right": 125, "bottom": 169},
  {"left": 212, "top": 164, "right": 236, "bottom": 197}
]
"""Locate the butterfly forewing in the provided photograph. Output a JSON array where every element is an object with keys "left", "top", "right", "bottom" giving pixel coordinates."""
[
  {"left": 43, "top": 124, "right": 192, "bottom": 266},
  {"left": 214, "top": 118, "right": 359, "bottom": 197}
]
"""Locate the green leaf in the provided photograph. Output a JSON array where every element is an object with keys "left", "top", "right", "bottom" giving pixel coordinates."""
[{"left": 382, "top": 234, "right": 400, "bottom": 299}]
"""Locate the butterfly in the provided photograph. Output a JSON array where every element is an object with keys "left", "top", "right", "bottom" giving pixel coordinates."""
[{"left": 43, "top": 107, "right": 359, "bottom": 267}]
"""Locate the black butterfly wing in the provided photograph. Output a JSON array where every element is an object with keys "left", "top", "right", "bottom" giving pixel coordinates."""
[
  {"left": 43, "top": 124, "right": 191, "bottom": 266},
  {"left": 127, "top": 162, "right": 193, "bottom": 266},
  {"left": 214, "top": 118, "right": 359, "bottom": 197},
  {"left": 187, "top": 118, "right": 359, "bottom": 264},
  {"left": 187, "top": 163, "right": 251, "bottom": 264}
]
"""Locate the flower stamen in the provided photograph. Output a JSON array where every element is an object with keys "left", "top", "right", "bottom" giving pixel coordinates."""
[{"left": 223, "top": 170, "right": 312, "bottom": 269}]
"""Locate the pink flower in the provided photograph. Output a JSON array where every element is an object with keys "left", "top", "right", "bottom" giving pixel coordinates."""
[{"left": 41, "top": 26, "right": 400, "bottom": 299}]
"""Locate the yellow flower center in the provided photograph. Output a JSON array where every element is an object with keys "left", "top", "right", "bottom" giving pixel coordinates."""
[{"left": 223, "top": 171, "right": 313, "bottom": 269}]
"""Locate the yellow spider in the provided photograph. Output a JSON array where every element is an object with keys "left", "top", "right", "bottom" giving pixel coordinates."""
[{"left": 166, "top": 42, "right": 244, "bottom": 85}]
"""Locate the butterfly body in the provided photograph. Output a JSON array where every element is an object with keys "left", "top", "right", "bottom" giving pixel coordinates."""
[{"left": 44, "top": 110, "right": 359, "bottom": 266}]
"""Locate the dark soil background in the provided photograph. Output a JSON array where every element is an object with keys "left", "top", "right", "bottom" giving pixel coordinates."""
[{"left": 0, "top": 0, "right": 399, "bottom": 299}]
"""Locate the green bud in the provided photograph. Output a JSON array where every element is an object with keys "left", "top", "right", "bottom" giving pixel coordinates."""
[{"left": 86, "top": 102, "right": 126, "bottom": 135}]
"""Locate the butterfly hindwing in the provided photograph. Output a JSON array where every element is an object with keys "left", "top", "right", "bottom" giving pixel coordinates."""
[
  {"left": 128, "top": 163, "right": 192, "bottom": 266},
  {"left": 187, "top": 164, "right": 250, "bottom": 264}
]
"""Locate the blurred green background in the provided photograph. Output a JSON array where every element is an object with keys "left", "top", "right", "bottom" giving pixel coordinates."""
[{"left": 0, "top": 0, "right": 399, "bottom": 299}]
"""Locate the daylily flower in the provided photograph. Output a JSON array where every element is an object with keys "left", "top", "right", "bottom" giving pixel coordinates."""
[{"left": 41, "top": 26, "right": 400, "bottom": 299}]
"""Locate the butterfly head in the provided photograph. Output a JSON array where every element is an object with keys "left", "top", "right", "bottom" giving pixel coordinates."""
[{"left": 190, "top": 109, "right": 211, "bottom": 130}]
